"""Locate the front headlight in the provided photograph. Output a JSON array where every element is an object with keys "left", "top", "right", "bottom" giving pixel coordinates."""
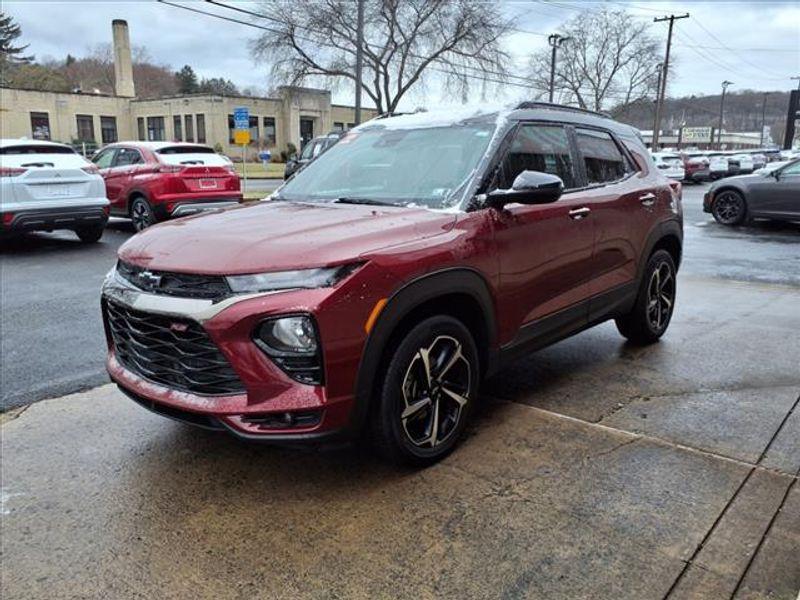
[{"left": 226, "top": 264, "right": 361, "bottom": 294}]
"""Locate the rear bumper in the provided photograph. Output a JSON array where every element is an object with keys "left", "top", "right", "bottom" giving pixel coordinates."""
[
  {"left": 170, "top": 200, "right": 242, "bottom": 217},
  {"left": 1, "top": 204, "right": 108, "bottom": 233},
  {"left": 685, "top": 168, "right": 710, "bottom": 182}
]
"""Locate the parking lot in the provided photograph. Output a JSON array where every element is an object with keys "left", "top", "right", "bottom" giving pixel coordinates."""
[{"left": 2, "top": 184, "right": 799, "bottom": 598}]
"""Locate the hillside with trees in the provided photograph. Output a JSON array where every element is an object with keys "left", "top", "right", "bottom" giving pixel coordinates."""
[{"left": 611, "top": 90, "right": 791, "bottom": 145}]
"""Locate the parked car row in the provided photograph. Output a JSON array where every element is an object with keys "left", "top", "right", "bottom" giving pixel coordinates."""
[
  {"left": 650, "top": 148, "right": 790, "bottom": 185},
  {"left": 1, "top": 139, "right": 243, "bottom": 241}
]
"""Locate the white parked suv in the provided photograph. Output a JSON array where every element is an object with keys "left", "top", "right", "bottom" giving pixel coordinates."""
[
  {"left": 704, "top": 152, "right": 729, "bottom": 180},
  {"left": 729, "top": 152, "right": 754, "bottom": 174},
  {"left": 650, "top": 152, "right": 686, "bottom": 180},
  {"left": 0, "top": 139, "right": 109, "bottom": 242}
]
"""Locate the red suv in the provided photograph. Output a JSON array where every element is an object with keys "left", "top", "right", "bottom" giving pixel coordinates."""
[
  {"left": 101, "top": 104, "right": 682, "bottom": 465},
  {"left": 92, "top": 142, "right": 242, "bottom": 231}
]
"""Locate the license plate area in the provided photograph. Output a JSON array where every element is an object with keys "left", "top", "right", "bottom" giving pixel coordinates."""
[{"left": 199, "top": 179, "right": 218, "bottom": 189}]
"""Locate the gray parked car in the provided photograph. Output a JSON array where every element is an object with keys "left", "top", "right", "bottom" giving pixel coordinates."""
[{"left": 703, "top": 158, "right": 800, "bottom": 226}]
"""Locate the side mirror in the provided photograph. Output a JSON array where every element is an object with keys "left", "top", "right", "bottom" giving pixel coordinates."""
[{"left": 486, "top": 171, "right": 564, "bottom": 210}]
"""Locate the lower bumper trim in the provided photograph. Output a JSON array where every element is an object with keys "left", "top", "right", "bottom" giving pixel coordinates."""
[{"left": 2, "top": 205, "right": 108, "bottom": 232}]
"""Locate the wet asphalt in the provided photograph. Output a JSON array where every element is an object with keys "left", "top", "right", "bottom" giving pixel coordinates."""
[{"left": 1, "top": 183, "right": 797, "bottom": 410}]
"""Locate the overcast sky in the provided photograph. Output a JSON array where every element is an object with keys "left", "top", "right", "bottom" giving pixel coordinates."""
[{"left": 5, "top": 0, "right": 799, "bottom": 110}]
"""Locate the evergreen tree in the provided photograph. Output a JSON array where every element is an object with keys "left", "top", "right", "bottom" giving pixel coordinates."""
[{"left": 175, "top": 64, "right": 198, "bottom": 94}]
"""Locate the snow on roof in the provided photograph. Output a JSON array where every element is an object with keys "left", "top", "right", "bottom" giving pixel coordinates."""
[
  {"left": 0, "top": 138, "right": 72, "bottom": 148},
  {"left": 356, "top": 103, "right": 512, "bottom": 131}
]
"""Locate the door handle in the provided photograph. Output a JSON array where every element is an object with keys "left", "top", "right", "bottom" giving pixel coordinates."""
[
  {"left": 639, "top": 193, "right": 656, "bottom": 207},
  {"left": 568, "top": 207, "right": 591, "bottom": 220}
]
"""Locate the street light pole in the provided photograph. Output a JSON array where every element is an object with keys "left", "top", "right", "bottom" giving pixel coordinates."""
[
  {"left": 354, "top": 0, "right": 364, "bottom": 123},
  {"left": 760, "top": 92, "right": 769, "bottom": 147},
  {"left": 652, "top": 13, "right": 689, "bottom": 148},
  {"left": 548, "top": 34, "right": 570, "bottom": 103},
  {"left": 717, "top": 80, "right": 733, "bottom": 149}
]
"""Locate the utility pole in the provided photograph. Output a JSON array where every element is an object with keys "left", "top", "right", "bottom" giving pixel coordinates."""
[
  {"left": 652, "top": 13, "right": 689, "bottom": 148},
  {"left": 547, "top": 34, "right": 570, "bottom": 103},
  {"left": 651, "top": 63, "right": 663, "bottom": 149},
  {"left": 717, "top": 80, "right": 733, "bottom": 149},
  {"left": 354, "top": 0, "right": 365, "bottom": 123},
  {"left": 760, "top": 92, "right": 769, "bottom": 147}
]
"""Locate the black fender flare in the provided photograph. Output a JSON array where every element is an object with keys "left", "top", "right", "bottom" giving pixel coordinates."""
[
  {"left": 348, "top": 267, "right": 497, "bottom": 434},
  {"left": 637, "top": 218, "right": 683, "bottom": 284}
]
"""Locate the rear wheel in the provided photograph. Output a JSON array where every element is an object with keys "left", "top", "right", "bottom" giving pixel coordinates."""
[
  {"left": 711, "top": 190, "right": 747, "bottom": 226},
  {"left": 616, "top": 250, "right": 676, "bottom": 345},
  {"left": 75, "top": 224, "right": 105, "bottom": 243},
  {"left": 130, "top": 197, "right": 155, "bottom": 232},
  {"left": 370, "top": 316, "right": 479, "bottom": 467}
]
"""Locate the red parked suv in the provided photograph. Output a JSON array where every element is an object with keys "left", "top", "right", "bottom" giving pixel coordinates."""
[
  {"left": 92, "top": 142, "right": 242, "bottom": 231},
  {"left": 101, "top": 104, "right": 682, "bottom": 465}
]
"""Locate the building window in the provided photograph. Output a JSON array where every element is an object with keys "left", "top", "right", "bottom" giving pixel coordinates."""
[
  {"left": 347, "top": 122, "right": 355, "bottom": 130},
  {"left": 263, "top": 117, "right": 276, "bottom": 146},
  {"left": 76, "top": 114, "right": 95, "bottom": 142},
  {"left": 227, "top": 114, "right": 235, "bottom": 143},
  {"left": 100, "top": 116, "right": 118, "bottom": 144},
  {"left": 30, "top": 112, "right": 51, "bottom": 140},
  {"left": 185, "top": 115, "right": 194, "bottom": 143},
  {"left": 332, "top": 122, "right": 344, "bottom": 133},
  {"left": 146, "top": 116, "right": 165, "bottom": 141},
  {"left": 196, "top": 114, "right": 206, "bottom": 143},
  {"left": 137, "top": 117, "right": 145, "bottom": 141},
  {"left": 173, "top": 115, "right": 183, "bottom": 141},
  {"left": 248, "top": 116, "right": 259, "bottom": 145}
]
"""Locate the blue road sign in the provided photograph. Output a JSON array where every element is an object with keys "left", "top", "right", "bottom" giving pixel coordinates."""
[{"left": 233, "top": 107, "right": 249, "bottom": 130}]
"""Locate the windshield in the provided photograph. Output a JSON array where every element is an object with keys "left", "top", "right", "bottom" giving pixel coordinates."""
[{"left": 279, "top": 123, "right": 496, "bottom": 209}]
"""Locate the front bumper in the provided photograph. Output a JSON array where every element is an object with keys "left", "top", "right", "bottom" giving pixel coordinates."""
[
  {"left": 2, "top": 203, "right": 109, "bottom": 233},
  {"left": 703, "top": 190, "right": 714, "bottom": 213},
  {"left": 101, "top": 268, "right": 365, "bottom": 442}
]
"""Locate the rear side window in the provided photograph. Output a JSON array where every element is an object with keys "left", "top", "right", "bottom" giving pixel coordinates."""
[
  {"left": 575, "top": 129, "right": 630, "bottom": 185},
  {"left": 92, "top": 148, "right": 116, "bottom": 169},
  {"left": 114, "top": 148, "right": 143, "bottom": 167},
  {"left": 497, "top": 124, "right": 576, "bottom": 190},
  {"left": 0, "top": 144, "right": 75, "bottom": 155}
]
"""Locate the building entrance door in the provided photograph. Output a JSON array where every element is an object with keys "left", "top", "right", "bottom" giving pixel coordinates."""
[{"left": 300, "top": 118, "right": 314, "bottom": 148}]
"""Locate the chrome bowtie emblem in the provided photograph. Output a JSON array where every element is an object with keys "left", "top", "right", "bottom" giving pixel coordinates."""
[
  {"left": 138, "top": 270, "right": 162, "bottom": 288},
  {"left": 170, "top": 322, "right": 189, "bottom": 333}
]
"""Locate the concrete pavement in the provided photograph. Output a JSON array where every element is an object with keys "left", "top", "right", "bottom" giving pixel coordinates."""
[{"left": 2, "top": 276, "right": 798, "bottom": 599}]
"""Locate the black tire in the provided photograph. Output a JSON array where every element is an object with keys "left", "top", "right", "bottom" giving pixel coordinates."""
[
  {"left": 615, "top": 249, "right": 677, "bottom": 345},
  {"left": 75, "top": 224, "right": 105, "bottom": 243},
  {"left": 130, "top": 196, "right": 156, "bottom": 232},
  {"left": 711, "top": 190, "right": 747, "bottom": 226},
  {"left": 369, "top": 315, "right": 480, "bottom": 467}
]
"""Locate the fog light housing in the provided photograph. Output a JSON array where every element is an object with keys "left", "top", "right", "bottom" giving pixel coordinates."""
[{"left": 254, "top": 315, "right": 323, "bottom": 385}]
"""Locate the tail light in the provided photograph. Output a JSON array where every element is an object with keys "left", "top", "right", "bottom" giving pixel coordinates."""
[
  {"left": 82, "top": 164, "right": 100, "bottom": 175},
  {"left": 2, "top": 212, "right": 15, "bottom": 226},
  {"left": 157, "top": 164, "right": 183, "bottom": 174},
  {"left": 0, "top": 167, "right": 27, "bottom": 178}
]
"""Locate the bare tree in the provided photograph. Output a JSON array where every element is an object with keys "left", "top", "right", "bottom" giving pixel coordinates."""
[
  {"left": 250, "top": 0, "right": 511, "bottom": 114},
  {"left": 528, "top": 9, "right": 660, "bottom": 112}
]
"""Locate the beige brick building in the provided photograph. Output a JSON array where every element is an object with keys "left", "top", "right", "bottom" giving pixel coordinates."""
[{"left": 0, "top": 20, "right": 377, "bottom": 160}]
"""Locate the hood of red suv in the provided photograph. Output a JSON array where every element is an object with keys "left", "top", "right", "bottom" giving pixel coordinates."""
[{"left": 118, "top": 200, "right": 456, "bottom": 274}]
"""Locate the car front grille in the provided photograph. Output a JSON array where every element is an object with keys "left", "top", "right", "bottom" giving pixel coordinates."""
[
  {"left": 105, "top": 300, "right": 245, "bottom": 396},
  {"left": 117, "top": 261, "right": 231, "bottom": 300}
]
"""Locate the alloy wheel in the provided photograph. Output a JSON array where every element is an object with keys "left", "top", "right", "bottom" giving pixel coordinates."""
[
  {"left": 646, "top": 261, "right": 675, "bottom": 332},
  {"left": 131, "top": 200, "right": 154, "bottom": 231},
  {"left": 712, "top": 192, "right": 743, "bottom": 225},
  {"left": 399, "top": 335, "right": 471, "bottom": 448}
]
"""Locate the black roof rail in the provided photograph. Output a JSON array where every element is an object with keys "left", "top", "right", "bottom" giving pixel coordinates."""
[{"left": 514, "top": 101, "right": 611, "bottom": 119}]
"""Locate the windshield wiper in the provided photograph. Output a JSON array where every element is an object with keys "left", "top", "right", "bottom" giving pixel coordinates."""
[{"left": 333, "top": 197, "right": 396, "bottom": 207}]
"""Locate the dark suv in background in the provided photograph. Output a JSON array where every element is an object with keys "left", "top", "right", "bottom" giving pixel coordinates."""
[
  {"left": 102, "top": 103, "right": 682, "bottom": 466},
  {"left": 283, "top": 132, "right": 344, "bottom": 179}
]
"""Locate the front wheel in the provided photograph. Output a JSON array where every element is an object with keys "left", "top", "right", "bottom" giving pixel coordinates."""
[
  {"left": 616, "top": 250, "right": 677, "bottom": 345},
  {"left": 130, "top": 197, "right": 155, "bottom": 232},
  {"left": 369, "top": 316, "right": 480, "bottom": 467},
  {"left": 711, "top": 190, "right": 747, "bottom": 226}
]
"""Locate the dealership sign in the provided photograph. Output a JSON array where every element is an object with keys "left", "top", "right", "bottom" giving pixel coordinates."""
[{"left": 681, "top": 127, "right": 713, "bottom": 143}]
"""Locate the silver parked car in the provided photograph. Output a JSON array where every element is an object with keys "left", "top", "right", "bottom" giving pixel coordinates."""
[
  {"left": 0, "top": 139, "right": 109, "bottom": 242},
  {"left": 703, "top": 158, "right": 800, "bottom": 226}
]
